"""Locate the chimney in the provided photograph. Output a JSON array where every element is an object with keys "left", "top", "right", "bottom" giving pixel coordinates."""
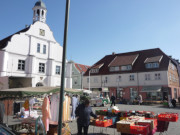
[
  {"left": 25, "top": 25, "right": 29, "bottom": 28},
  {"left": 112, "top": 52, "right": 116, "bottom": 55},
  {"left": 169, "top": 55, "right": 172, "bottom": 58}
]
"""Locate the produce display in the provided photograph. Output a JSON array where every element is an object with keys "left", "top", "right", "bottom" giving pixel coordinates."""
[{"left": 91, "top": 108, "right": 179, "bottom": 135}]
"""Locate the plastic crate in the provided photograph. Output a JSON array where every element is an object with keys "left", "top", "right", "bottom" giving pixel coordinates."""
[
  {"left": 95, "top": 119, "right": 113, "bottom": 127},
  {"left": 145, "top": 118, "right": 157, "bottom": 127},
  {"left": 130, "top": 124, "right": 149, "bottom": 135},
  {"left": 158, "top": 113, "right": 178, "bottom": 122}
]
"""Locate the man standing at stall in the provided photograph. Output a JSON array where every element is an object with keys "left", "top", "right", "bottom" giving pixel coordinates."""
[
  {"left": 110, "top": 93, "right": 116, "bottom": 107},
  {"left": 75, "top": 99, "right": 97, "bottom": 135}
]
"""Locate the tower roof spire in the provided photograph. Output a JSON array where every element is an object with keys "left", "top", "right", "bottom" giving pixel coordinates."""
[
  {"left": 33, "top": 0, "right": 47, "bottom": 23},
  {"left": 34, "top": 0, "right": 46, "bottom": 9}
]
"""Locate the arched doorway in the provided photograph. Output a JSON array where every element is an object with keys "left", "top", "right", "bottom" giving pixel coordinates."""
[{"left": 36, "top": 82, "right": 44, "bottom": 87}]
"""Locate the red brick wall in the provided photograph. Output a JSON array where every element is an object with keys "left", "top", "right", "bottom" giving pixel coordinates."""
[
  {"left": 123, "top": 87, "right": 130, "bottom": 100},
  {"left": 169, "top": 86, "right": 180, "bottom": 99},
  {"left": 108, "top": 85, "right": 180, "bottom": 101},
  {"left": 109, "top": 87, "right": 117, "bottom": 98}
]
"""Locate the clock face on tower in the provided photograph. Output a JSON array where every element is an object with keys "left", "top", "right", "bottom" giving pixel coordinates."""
[{"left": 39, "top": 29, "right": 45, "bottom": 36}]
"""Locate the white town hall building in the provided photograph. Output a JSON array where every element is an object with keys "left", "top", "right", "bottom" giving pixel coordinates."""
[{"left": 0, "top": 0, "right": 72, "bottom": 89}]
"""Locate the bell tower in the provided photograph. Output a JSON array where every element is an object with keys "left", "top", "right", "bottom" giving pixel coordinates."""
[{"left": 33, "top": 0, "right": 47, "bottom": 23}]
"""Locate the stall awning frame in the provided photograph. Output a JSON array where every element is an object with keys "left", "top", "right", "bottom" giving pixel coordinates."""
[{"left": 0, "top": 87, "right": 83, "bottom": 98}]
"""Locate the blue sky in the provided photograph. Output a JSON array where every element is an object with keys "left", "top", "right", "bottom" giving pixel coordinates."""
[{"left": 1, "top": 0, "right": 180, "bottom": 66}]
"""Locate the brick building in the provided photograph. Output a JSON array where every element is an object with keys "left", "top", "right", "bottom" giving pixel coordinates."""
[{"left": 83, "top": 48, "right": 180, "bottom": 102}]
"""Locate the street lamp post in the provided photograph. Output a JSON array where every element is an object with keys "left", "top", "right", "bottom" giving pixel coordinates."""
[
  {"left": 58, "top": 0, "right": 70, "bottom": 135},
  {"left": 89, "top": 70, "right": 91, "bottom": 90},
  {"left": 81, "top": 72, "right": 84, "bottom": 89}
]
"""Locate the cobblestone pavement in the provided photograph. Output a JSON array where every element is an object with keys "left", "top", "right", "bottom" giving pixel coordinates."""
[{"left": 69, "top": 104, "right": 180, "bottom": 135}]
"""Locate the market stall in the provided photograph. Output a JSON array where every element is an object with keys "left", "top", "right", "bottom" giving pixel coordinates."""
[
  {"left": 0, "top": 87, "right": 83, "bottom": 135},
  {"left": 90, "top": 107, "right": 179, "bottom": 135}
]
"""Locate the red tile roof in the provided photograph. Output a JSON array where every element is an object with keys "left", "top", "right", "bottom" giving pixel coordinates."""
[
  {"left": 109, "top": 54, "right": 139, "bottom": 67},
  {"left": 84, "top": 48, "right": 172, "bottom": 76},
  {"left": 91, "top": 63, "right": 104, "bottom": 69},
  {"left": 144, "top": 55, "right": 163, "bottom": 63},
  {"left": 75, "top": 63, "right": 90, "bottom": 73}
]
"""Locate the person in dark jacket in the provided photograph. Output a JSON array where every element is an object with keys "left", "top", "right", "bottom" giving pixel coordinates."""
[
  {"left": 171, "top": 98, "right": 176, "bottom": 108},
  {"left": 75, "top": 99, "right": 97, "bottom": 135},
  {"left": 110, "top": 93, "right": 116, "bottom": 107}
]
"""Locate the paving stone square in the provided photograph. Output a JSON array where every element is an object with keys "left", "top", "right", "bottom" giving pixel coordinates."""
[{"left": 69, "top": 104, "right": 180, "bottom": 135}]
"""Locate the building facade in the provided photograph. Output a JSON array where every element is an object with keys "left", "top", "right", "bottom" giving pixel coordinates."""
[
  {"left": 69, "top": 61, "right": 90, "bottom": 89},
  {"left": 0, "top": 0, "right": 72, "bottom": 89},
  {"left": 83, "top": 48, "right": 180, "bottom": 102}
]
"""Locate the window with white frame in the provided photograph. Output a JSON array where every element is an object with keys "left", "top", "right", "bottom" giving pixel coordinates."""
[
  {"left": 18, "top": 60, "right": 25, "bottom": 71},
  {"left": 56, "top": 66, "right": 61, "bottom": 74},
  {"left": 109, "top": 66, "right": 120, "bottom": 72},
  {"left": 39, "top": 63, "right": 45, "bottom": 73},
  {"left": 146, "top": 63, "right": 152, "bottom": 68},
  {"left": 172, "top": 74, "right": 175, "bottom": 82},
  {"left": 37, "top": 43, "right": 40, "bottom": 53},
  {"left": 153, "top": 63, "right": 159, "bottom": 68},
  {"left": 116, "top": 76, "right": 121, "bottom": 82},
  {"left": 171, "top": 64, "right": 175, "bottom": 70},
  {"left": 43, "top": 45, "right": 46, "bottom": 54},
  {"left": 121, "top": 65, "right": 132, "bottom": 71},
  {"left": 146, "top": 62, "right": 159, "bottom": 69},
  {"left": 174, "top": 88, "right": 177, "bottom": 99},
  {"left": 155, "top": 73, "right": 161, "bottom": 80},
  {"left": 94, "top": 77, "right": 98, "bottom": 83},
  {"left": 145, "top": 74, "right": 151, "bottom": 80},
  {"left": 90, "top": 68, "right": 99, "bottom": 73},
  {"left": 129, "top": 75, "right": 135, "bottom": 81},
  {"left": 130, "top": 88, "right": 138, "bottom": 100},
  {"left": 169, "top": 73, "right": 172, "bottom": 81},
  {"left": 74, "top": 77, "right": 78, "bottom": 85}
]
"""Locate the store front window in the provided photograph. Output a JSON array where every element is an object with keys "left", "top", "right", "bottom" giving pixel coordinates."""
[
  {"left": 174, "top": 88, "right": 177, "bottom": 99},
  {"left": 146, "top": 92, "right": 163, "bottom": 100},
  {"left": 117, "top": 88, "right": 123, "bottom": 99},
  {"left": 130, "top": 88, "right": 138, "bottom": 100}
]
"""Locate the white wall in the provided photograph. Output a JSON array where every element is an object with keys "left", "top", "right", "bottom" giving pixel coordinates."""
[
  {"left": 83, "top": 71, "right": 168, "bottom": 88},
  {"left": 0, "top": 77, "right": 8, "bottom": 90},
  {"left": 0, "top": 21, "right": 71, "bottom": 88},
  {"left": 138, "top": 71, "right": 168, "bottom": 86}
]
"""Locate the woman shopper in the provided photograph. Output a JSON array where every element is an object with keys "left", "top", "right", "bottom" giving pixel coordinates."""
[{"left": 75, "top": 99, "right": 97, "bottom": 135}]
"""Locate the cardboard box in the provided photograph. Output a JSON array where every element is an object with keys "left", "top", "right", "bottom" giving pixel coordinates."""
[
  {"left": 116, "top": 120, "right": 135, "bottom": 134},
  {"left": 128, "top": 116, "right": 145, "bottom": 121},
  {"left": 137, "top": 120, "right": 154, "bottom": 130}
]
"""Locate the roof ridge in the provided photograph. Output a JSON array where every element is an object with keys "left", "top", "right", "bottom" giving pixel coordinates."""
[
  {"left": 0, "top": 26, "right": 30, "bottom": 49},
  {"left": 75, "top": 63, "right": 90, "bottom": 67},
  {"left": 106, "top": 48, "right": 160, "bottom": 57}
]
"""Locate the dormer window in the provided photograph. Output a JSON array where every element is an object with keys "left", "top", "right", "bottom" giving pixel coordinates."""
[
  {"left": 145, "top": 62, "right": 159, "bottom": 69},
  {"left": 109, "top": 66, "right": 120, "bottom": 72},
  {"left": 90, "top": 63, "right": 104, "bottom": 74},
  {"left": 144, "top": 55, "right": 163, "bottom": 69},
  {"left": 108, "top": 54, "right": 139, "bottom": 72},
  {"left": 121, "top": 65, "right": 132, "bottom": 71},
  {"left": 90, "top": 68, "right": 99, "bottom": 73}
]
